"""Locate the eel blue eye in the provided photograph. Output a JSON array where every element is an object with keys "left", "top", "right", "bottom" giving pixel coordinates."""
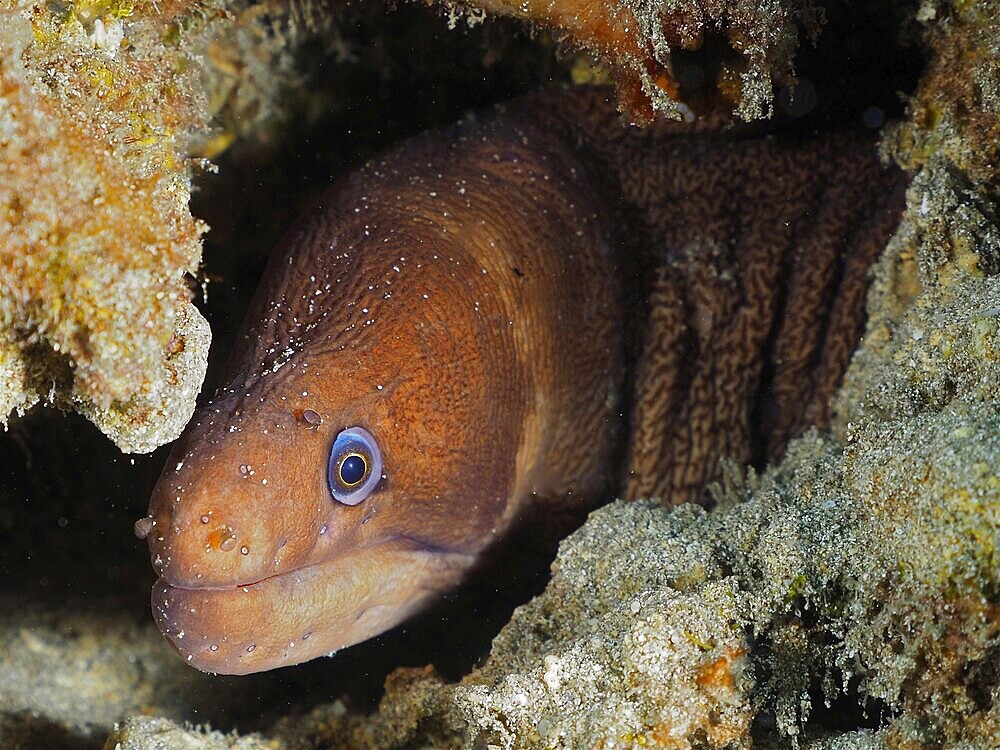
[{"left": 327, "top": 426, "right": 382, "bottom": 505}]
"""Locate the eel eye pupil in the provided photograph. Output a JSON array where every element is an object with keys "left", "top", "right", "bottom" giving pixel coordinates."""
[{"left": 340, "top": 454, "right": 367, "bottom": 486}]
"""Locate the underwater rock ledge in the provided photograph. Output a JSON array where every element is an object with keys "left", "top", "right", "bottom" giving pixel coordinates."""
[
  {"left": 317, "top": 403, "right": 998, "bottom": 749},
  {"left": 445, "top": 0, "right": 819, "bottom": 122},
  {"left": 0, "top": 4, "right": 208, "bottom": 451}
]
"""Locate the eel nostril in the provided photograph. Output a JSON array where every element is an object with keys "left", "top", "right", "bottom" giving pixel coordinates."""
[{"left": 205, "top": 524, "right": 237, "bottom": 552}]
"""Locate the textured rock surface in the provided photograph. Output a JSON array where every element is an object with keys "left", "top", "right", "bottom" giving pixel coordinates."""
[
  {"left": 107, "top": 716, "right": 273, "bottom": 750},
  {"left": 103, "top": 420, "right": 999, "bottom": 748},
  {"left": 234, "top": 417, "right": 994, "bottom": 748},
  {"left": 0, "top": 0, "right": 310, "bottom": 451},
  {"left": 453, "top": 0, "right": 819, "bottom": 121},
  {"left": 0, "top": 596, "right": 214, "bottom": 747}
]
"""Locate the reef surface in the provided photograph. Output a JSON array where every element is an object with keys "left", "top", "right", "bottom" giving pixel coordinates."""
[{"left": 0, "top": 0, "right": 315, "bottom": 451}]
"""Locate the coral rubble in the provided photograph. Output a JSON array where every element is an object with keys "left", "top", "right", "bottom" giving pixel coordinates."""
[
  {"left": 1, "top": 3, "right": 207, "bottom": 451},
  {"left": 105, "top": 424, "right": 999, "bottom": 749},
  {"left": 283, "top": 421, "right": 995, "bottom": 748}
]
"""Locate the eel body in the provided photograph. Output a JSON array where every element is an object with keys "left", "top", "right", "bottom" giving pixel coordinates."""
[{"left": 143, "top": 87, "right": 906, "bottom": 674}]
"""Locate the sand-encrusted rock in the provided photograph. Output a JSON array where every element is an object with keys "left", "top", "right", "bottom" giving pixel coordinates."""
[
  {"left": 888, "top": 1, "right": 1000, "bottom": 186},
  {"left": 107, "top": 407, "right": 996, "bottom": 748},
  {"left": 253, "top": 412, "right": 994, "bottom": 748},
  {"left": 0, "top": 0, "right": 311, "bottom": 451},
  {"left": 104, "top": 716, "right": 272, "bottom": 750},
  {"left": 0, "top": 5, "right": 207, "bottom": 450}
]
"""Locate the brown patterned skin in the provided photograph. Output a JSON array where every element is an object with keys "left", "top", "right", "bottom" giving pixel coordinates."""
[
  {"left": 564, "top": 101, "right": 909, "bottom": 501},
  {"left": 144, "top": 87, "right": 905, "bottom": 674}
]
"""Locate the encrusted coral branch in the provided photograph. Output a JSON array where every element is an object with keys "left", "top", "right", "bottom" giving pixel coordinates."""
[{"left": 443, "top": 0, "right": 820, "bottom": 121}]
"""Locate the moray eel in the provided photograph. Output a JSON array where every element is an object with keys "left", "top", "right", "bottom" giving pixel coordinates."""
[{"left": 142, "top": 86, "right": 906, "bottom": 674}]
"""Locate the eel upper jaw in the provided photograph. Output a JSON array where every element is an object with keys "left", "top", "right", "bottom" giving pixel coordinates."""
[{"left": 151, "top": 536, "right": 477, "bottom": 674}]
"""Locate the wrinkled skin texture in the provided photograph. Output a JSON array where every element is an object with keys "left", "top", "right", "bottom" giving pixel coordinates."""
[{"left": 145, "top": 87, "right": 906, "bottom": 674}]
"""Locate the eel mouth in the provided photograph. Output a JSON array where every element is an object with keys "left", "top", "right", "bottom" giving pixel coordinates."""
[{"left": 152, "top": 540, "right": 475, "bottom": 674}]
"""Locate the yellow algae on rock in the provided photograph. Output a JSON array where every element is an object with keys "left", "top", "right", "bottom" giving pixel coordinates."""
[
  {"left": 79, "top": 300, "right": 210, "bottom": 453},
  {"left": 887, "top": 1, "right": 1000, "bottom": 187},
  {"left": 0, "top": 4, "right": 209, "bottom": 451},
  {"left": 0, "top": 1, "right": 312, "bottom": 451}
]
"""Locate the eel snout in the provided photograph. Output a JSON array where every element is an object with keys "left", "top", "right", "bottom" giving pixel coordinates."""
[
  {"left": 143, "top": 375, "right": 489, "bottom": 673},
  {"left": 151, "top": 538, "right": 473, "bottom": 674},
  {"left": 145, "top": 397, "right": 333, "bottom": 591}
]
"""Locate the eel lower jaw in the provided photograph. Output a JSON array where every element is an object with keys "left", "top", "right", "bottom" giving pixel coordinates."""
[{"left": 152, "top": 539, "right": 476, "bottom": 675}]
